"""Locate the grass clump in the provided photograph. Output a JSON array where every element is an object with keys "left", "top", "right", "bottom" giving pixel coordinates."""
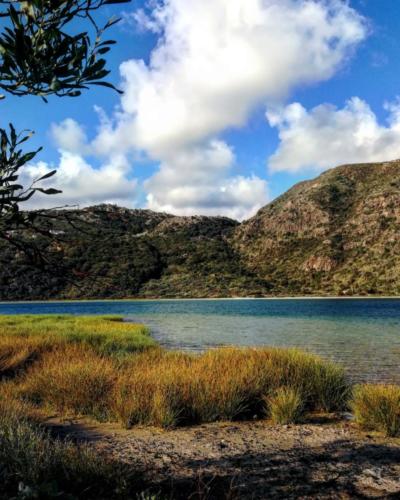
[
  {"left": 20, "top": 345, "right": 116, "bottom": 418},
  {"left": 113, "top": 351, "right": 193, "bottom": 428},
  {"left": 113, "top": 347, "right": 350, "bottom": 428},
  {"left": 266, "top": 387, "right": 304, "bottom": 424},
  {"left": 351, "top": 384, "right": 400, "bottom": 437},
  {"left": 259, "top": 348, "right": 349, "bottom": 412}
]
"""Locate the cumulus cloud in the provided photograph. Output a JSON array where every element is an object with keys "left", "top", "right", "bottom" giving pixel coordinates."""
[
  {"left": 21, "top": 152, "right": 138, "bottom": 209},
  {"left": 50, "top": 119, "right": 89, "bottom": 155},
  {"left": 145, "top": 140, "right": 268, "bottom": 220},
  {"left": 101, "top": 0, "right": 366, "bottom": 158},
  {"left": 34, "top": 0, "right": 367, "bottom": 217},
  {"left": 267, "top": 98, "right": 400, "bottom": 173},
  {"left": 19, "top": 118, "right": 139, "bottom": 210},
  {"left": 93, "top": 0, "right": 365, "bottom": 217}
]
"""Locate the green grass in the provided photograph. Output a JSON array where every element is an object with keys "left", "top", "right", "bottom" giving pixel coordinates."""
[
  {"left": 0, "top": 314, "right": 156, "bottom": 356},
  {"left": 0, "top": 391, "right": 141, "bottom": 499}
]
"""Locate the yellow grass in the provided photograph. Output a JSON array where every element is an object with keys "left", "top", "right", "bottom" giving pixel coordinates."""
[
  {"left": 20, "top": 345, "right": 116, "bottom": 418},
  {"left": 351, "top": 384, "right": 400, "bottom": 437},
  {"left": 113, "top": 347, "right": 349, "bottom": 428},
  {"left": 267, "top": 387, "right": 304, "bottom": 424}
]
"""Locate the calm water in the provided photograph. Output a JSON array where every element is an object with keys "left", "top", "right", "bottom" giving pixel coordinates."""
[{"left": 1, "top": 298, "right": 400, "bottom": 383}]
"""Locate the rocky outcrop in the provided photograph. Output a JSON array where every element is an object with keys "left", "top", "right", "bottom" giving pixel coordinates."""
[{"left": 302, "top": 256, "right": 337, "bottom": 272}]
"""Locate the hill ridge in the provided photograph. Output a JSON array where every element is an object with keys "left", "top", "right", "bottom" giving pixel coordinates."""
[{"left": 1, "top": 160, "right": 400, "bottom": 299}]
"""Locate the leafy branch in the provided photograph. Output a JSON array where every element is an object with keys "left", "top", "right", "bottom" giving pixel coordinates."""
[
  {"left": 0, "top": 0, "right": 130, "bottom": 100},
  {"left": 0, "top": 0, "right": 132, "bottom": 271}
]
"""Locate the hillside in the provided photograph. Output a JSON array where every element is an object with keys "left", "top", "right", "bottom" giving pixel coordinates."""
[
  {"left": 0, "top": 205, "right": 268, "bottom": 300},
  {"left": 1, "top": 160, "right": 400, "bottom": 299},
  {"left": 234, "top": 160, "right": 400, "bottom": 295}
]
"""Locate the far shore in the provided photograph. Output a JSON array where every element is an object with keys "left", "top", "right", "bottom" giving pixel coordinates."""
[{"left": 2, "top": 295, "right": 400, "bottom": 305}]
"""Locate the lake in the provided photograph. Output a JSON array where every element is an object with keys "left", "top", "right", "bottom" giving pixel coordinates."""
[{"left": 1, "top": 298, "right": 400, "bottom": 383}]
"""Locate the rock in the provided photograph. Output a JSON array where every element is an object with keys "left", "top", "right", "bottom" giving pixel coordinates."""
[
  {"left": 341, "top": 412, "right": 355, "bottom": 421},
  {"left": 363, "top": 468, "right": 382, "bottom": 479}
]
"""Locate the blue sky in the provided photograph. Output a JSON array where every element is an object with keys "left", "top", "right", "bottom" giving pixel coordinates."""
[{"left": 6, "top": 0, "right": 400, "bottom": 219}]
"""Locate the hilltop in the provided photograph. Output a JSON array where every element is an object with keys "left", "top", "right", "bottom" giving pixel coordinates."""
[
  {"left": 234, "top": 159, "right": 400, "bottom": 295},
  {"left": 1, "top": 160, "right": 400, "bottom": 299}
]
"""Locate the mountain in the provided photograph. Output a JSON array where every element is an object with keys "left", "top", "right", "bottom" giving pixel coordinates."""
[
  {"left": 1, "top": 160, "right": 400, "bottom": 299},
  {"left": 234, "top": 159, "right": 400, "bottom": 296}
]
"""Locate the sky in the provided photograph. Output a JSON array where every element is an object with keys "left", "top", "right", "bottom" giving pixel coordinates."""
[{"left": 5, "top": 0, "right": 400, "bottom": 220}]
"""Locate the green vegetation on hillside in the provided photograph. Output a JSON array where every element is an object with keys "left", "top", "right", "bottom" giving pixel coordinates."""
[
  {"left": 235, "top": 160, "right": 400, "bottom": 296},
  {"left": 2, "top": 161, "right": 400, "bottom": 300},
  {"left": 0, "top": 207, "right": 269, "bottom": 300}
]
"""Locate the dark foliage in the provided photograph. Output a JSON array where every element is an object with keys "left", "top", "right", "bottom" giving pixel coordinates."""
[
  {"left": 0, "top": 204, "right": 270, "bottom": 299},
  {"left": 0, "top": 0, "right": 130, "bottom": 269},
  {"left": 0, "top": 0, "right": 128, "bottom": 100}
]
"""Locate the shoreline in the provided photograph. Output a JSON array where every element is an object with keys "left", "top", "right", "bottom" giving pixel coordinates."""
[{"left": 2, "top": 295, "right": 400, "bottom": 304}]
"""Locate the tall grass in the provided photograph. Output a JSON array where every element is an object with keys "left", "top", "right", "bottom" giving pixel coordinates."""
[
  {"left": 113, "top": 347, "right": 349, "bottom": 428},
  {"left": 0, "top": 390, "right": 136, "bottom": 499},
  {"left": 267, "top": 387, "right": 304, "bottom": 425},
  {"left": 20, "top": 345, "right": 116, "bottom": 418},
  {"left": 5, "top": 315, "right": 391, "bottom": 438},
  {"left": 17, "top": 344, "right": 349, "bottom": 427},
  {"left": 351, "top": 384, "right": 400, "bottom": 437},
  {"left": 0, "top": 336, "right": 51, "bottom": 377}
]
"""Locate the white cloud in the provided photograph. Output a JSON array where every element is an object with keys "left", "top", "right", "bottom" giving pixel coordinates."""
[
  {"left": 101, "top": 0, "right": 366, "bottom": 158},
  {"left": 50, "top": 119, "right": 89, "bottom": 155},
  {"left": 94, "top": 0, "right": 365, "bottom": 217},
  {"left": 19, "top": 119, "right": 138, "bottom": 210},
  {"left": 267, "top": 98, "right": 400, "bottom": 173},
  {"left": 21, "top": 151, "right": 138, "bottom": 209},
  {"left": 145, "top": 140, "right": 268, "bottom": 220}
]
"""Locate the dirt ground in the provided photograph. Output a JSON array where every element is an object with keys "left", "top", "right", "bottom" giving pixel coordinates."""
[{"left": 47, "top": 416, "right": 400, "bottom": 499}]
